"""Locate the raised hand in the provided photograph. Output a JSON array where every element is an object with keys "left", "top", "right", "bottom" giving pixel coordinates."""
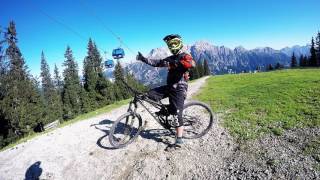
[{"left": 136, "top": 52, "right": 147, "bottom": 62}]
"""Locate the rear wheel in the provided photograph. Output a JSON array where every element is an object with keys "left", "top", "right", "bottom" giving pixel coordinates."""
[
  {"left": 109, "top": 112, "right": 143, "bottom": 148},
  {"left": 182, "top": 101, "right": 214, "bottom": 139}
]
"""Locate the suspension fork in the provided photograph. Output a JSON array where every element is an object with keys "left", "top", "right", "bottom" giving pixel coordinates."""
[{"left": 125, "top": 100, "right": 138, "bottom": 128}]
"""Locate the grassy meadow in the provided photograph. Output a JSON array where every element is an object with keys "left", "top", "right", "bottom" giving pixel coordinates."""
[{"left": 197, "top": 69, "right": 320, "bottom": 140}]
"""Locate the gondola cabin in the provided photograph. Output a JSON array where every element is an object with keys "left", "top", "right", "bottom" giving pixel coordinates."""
[
  {"left": 112, "top": 48, "right": 125, "bottom": 59},
  {"left": 104, "top": 59, "right": 114, "bottom": 68}
]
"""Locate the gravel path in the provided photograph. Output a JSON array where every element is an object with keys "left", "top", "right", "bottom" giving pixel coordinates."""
[
  {"left": 0, "top": 76, "right": 237, "bottom": 180},
  {"left": 1, "top": 76, "right": 319, "bottom": 179}
]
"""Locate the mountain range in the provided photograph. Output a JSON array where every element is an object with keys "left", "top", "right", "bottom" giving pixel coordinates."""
[{"left": 106, "top": 41, "right": 310, "bottom": 87}]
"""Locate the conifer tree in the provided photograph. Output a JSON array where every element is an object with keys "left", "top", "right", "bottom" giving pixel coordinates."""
[
  {"left": 275, "top": 62, "right": 282, "bottom": 70},
  {"left": 304, "top": 55, "right": 309, "bottom": 67},
  {"left": 52, "top": 64, "right": 63, "bottom": 119},
  {"left": 1, "top": 21, "right": 43, "bottom": 143},
  {"left": 96, "top": 76, "right": 115, "bottom": 104},
  {"left": 203, "top": 59, "right": 210, "bottom": 76},
  {"left": 189, "top": 66, "right": 199, "bottom": 80},
  {"left": 113, "top": 61, "right": 129, "bottom": 100},
  {"left": 310, "top": 37, "right": 317, "bottom": 67},
  {"left": 83, "top": 39, "right": 112, "bottom": 108},
  {"left": 197, "top": 60, "right": 204, "bottom": 77},
  {"left": 0, "top": 26, "right": 9, "bottom": 147},
  {"left": 40, "top": 51, "right": 62, "bottom": 123},
  {"left": 53, "top": 64, "right": 63, "bottom": 93},
  {"left": 290, "top": 52, "right": 297, "bottom": 68},
  {"left": 83, "top": 39, "right": 98, "bottom": 110},
  {"left": 299, "top": 55, "right": 305, "bottom": 67},
  {"left": 125, "top": 70, "right": 147, "bottom": 94},
  {"left": 62, "top": 46, "right": 82, "bottom": 119},
  {"left": 79, "top": 86, "right": 90, "bottom": 113},
  {"left": 93, "top": 42, "right": 113, "bottom": 105},
  {"left": 267, "top": 64, "right": 274, "bottom": 71},
  {"left": 0, "top": 27, "right": 7, "bottom": 74},
  {"left": 316, "top": 31, "right": 320, "bottom": 66}
]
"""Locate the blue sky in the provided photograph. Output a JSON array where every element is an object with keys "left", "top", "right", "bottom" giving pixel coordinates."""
[{"left": 1, "top": 0, "right": 320, "bottom": 77}]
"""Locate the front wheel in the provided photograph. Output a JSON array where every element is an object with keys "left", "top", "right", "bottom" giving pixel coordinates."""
[
  {"left": 182, "top": 101, "right": 214, "bottom": 139},
  {"left": 109, "top": 112, "right": 143, "bottom": 148}
]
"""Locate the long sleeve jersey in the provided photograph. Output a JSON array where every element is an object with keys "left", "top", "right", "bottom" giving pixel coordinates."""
[{"left": 143, "top": 52, "right": 195, "bottom": 85}]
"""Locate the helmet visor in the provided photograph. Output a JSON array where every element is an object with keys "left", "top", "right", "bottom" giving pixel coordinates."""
[{"left": 167, "top": 38, "right": 183, "bottom": 53}]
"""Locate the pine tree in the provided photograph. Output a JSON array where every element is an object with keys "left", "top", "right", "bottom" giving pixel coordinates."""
[
  {"left": 305, "top": 55, "right": 310, "bottom": 67},
  {"left": 267, "top": 64, "right": 274, "bottom": 71},
  {"left": 197, "top": 60, "right": 204, "bottom": 77},
  {"left": 290, "top": 52, "right": 297, "bottom": 68},
  {"left": 93, "top": 42, "right": 114, "bottom": 105},
  {"left": 53, "top": 64, "right": 63, "bottom": 93},
  {"left": 40, "top": 51, "right": 62, "bottom": 123},
  {"left": 125, "top": 70, "right": 147, "bottom": 94},
  {"left": 1, "top": 21, "right": 43, "bottom": 145},
  {"left": 113, "top": 61, "right": 129, "bottom": 100},
  {"left": 203, "top": 59, "right": 210, "bottom": 76},
  {"left": 0, "top": 26, "right": 9, "bottom": 147},
  {"left": 0, "top": 26, "right": 7, "bottom": 74},
  {"left": 96, "top": 75, "right": 115, "bottom": 104},
  {"left": 83, "top": 39, "right": 98, "bottom": 110},
  {"left": 316, "top": 31, "right": 320, "bottom": 66},
  {"left": 79, "top": 86, "right": 91, "bottom": 113},
  {"left": 52, "top": 64, "right": 63, "bottom": 119},
  {"left": 275, "top": 62, "right": 282, "bottom": 70},
  {"left": 310, "top": 37, "right": 317, "bottom": 67},
  {"left": 62, "top": 46, "right": 82, "bottom": 119},
  {"left": 299, "top": 55, "right": 305, "bottom": 67},
  {"left": 189, "top": 66, "right": 199, "bottom": 80}
]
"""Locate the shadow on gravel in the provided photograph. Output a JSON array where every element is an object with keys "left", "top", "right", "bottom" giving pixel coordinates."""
[
  {"left": 91, "top": 119, "right": 117, "bottom": 150},
  {"left": 25, "top": 161, "right": 42, "bottom": 180},
  {"left": 93, "top": 119, "right": 175, "bottom": 150},
  {"left": 140, "top": 129, "right": 174, "bottom": 145}
]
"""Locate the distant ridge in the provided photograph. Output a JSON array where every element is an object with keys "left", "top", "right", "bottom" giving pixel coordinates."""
[{"left": 107, "top": 41, "right": 310, "bottom": 86}]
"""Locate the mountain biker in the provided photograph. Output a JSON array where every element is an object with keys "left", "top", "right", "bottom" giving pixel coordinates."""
[{"left": 136, "top": 34, "right": 196, "bottom": 147}]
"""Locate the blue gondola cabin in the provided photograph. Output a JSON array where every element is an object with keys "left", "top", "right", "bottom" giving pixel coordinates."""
[
  {"left": 105, "top": 59, "right": 114, "bottom": 68},
  {"left": 112, "top": 48, "right": 125, "bottom": 59}
]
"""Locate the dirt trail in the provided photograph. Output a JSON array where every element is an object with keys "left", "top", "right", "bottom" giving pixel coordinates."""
[
  {"left": 0, "top": 76, "right": 236, "bottom": 180},
  {"left": 2, "top": 76, "right": 318, "bottom": 179}
]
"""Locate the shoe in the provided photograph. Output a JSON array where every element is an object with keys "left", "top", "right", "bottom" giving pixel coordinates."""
[
  {"left": 164, "top": 144, "right": 182, "bottom": 152},
  {"left": 164, "top": 137, "right": 184, "bottom": 152},
  {"left": 175, "top": 137, "right": 184, "bottom": 145}
]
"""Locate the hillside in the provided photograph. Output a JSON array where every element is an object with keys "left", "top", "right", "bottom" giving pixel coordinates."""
[
  {"left": 0, "top": 70, "right": 319, "bottom": 179},
  {"left": 197, "top": 69, "right": 320, "bottom": 139},
  {"left": 196, "top": 69, "right": 320, "bottom": 178}
]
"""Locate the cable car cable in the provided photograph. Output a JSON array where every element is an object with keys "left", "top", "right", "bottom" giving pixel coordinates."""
[
  {"left": 78, "top": 0, "right": 136, "bottom": 55},
  {"left": 30, "top": 2, "right": 88, "bottom": 42},
  {"left": 30, "top": 2, "right": 112, "bottom": 67}
]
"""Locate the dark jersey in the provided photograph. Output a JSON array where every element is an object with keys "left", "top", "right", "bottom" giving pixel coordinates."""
[{"left": 143, "top": 52, "right": 195, "bottom": 85}]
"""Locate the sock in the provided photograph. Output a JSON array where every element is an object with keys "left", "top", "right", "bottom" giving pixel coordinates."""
[{"left": 176, "top": 137, "right": 183, "bottom": 144}]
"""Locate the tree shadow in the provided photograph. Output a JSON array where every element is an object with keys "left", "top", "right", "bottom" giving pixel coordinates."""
[
  {"left": 25, "top": 161, "right": 42, "bottom": 180},
  {"left": 93, "top": 119, "right": 175, "bottom": 150}
]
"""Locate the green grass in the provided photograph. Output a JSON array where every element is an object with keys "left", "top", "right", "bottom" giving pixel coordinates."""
[
  {"left": 196, "top": 69, "right": 320, "bottom": 140},
  {"left": 0, "top": 99, "right": 130, "bottom": 152}
]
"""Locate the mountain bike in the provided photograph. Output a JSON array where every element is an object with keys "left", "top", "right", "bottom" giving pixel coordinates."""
[{"left": 108, "top": 79, "right": 214, "bottom": 148}]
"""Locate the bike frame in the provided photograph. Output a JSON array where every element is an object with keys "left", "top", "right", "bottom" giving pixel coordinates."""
[
  {"left": 120, "top": 78, "right": 168, "bottom": 127},
  {"left": 128, "top": 94, "right": 168, "bottom": 127}
]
